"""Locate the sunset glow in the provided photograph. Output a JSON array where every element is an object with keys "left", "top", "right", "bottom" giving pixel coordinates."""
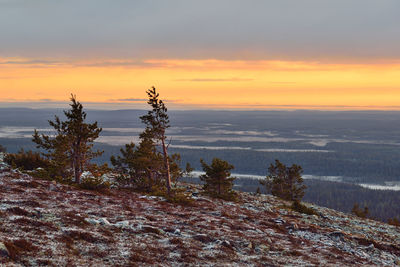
[
  {"left": 1, "top": 58, "right": 400, "bottom": 109},
  {"left": 1, "top": 1, "right": 400, "bottom": 110}
]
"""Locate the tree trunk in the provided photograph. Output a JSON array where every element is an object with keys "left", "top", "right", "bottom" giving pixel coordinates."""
[{"left": 161, "top": 137, "right": 172, "bottom": 195}]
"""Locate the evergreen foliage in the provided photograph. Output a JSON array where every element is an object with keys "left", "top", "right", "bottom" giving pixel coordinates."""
[
  {"left": 111, "top": 87, "right": 192, "bottom": 195},
  {"left": 351, "top": 203, "right": 369, "bottom": 218},
  {"left": 32, "top": 95, "right": 104, "bottom": 183},
  {"left": 388, "top": 217, "right": 400, "bottom": 227},
  {"left": 261, "top": 159, "right": 306, "bottom": 202},
  {"left": 200, "top": 158, "right": 238, "bottom": 201},
  {"left": 0, "top": 144, "right": 5, "bottom": 153},
  {"left": 139, "top": 87, "right": 173, "bottom": 195},
  {"left": 291, "top": 200, "right": 318, "bottom": 215},
  {"left": 4, "top": 149, "right": 50, "bottom": 170}
]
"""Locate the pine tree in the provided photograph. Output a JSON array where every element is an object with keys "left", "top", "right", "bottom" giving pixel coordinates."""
[
  {"left": 139, "top": 87, "right": 173, "bottom": 195},
  {"left": 261, "top": 159, "right": 306, "bottom": 202},
  {"left": 111, "top": 87, "right": 191, "bottom": 194},
  {"left": 200, "top": 158, "right": 238, "bottom": 201},
  {"left": 32, "top": 94, "right": 103, "bottom": 183},
  {"left": 111, "top": 137, "right": 163, "bottom": 191}
]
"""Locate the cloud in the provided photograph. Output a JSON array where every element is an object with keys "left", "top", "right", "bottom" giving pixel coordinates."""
[
  {"left": 79, "top": 60, "right": 165, "bottom": 68},
  {"left": 112, "top": 98, "right": 147, "bottom": 102},
  {"left": 174, "top": 78, "right": 254, "bottom": 82},
  {"left": 1, "top": 0, "right": 399, "bottom": 62},
  {"left": 110, "top": 98, "right": 179, "bottom": 103}
]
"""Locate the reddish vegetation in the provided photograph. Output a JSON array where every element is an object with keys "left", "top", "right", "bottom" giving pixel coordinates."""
[{"left": 0, "top": 167, "right": 399, "bottom": 266}]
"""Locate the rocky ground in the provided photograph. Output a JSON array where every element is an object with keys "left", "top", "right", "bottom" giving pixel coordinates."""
[{"left": 0, "top": 153, "right": 400, "bottom": 266}]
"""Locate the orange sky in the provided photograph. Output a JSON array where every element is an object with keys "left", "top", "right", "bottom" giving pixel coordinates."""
[{"left": 1, "top": 57, "right": 400, "bottom": 110}]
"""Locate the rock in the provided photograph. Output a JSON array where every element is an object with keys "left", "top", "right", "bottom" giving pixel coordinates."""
[
  {"left": 328, "top": 231, "right": 344, "bottom": 241},
  {"left": 287, "top": 222, "right": 299, "bottom": 231},
  {"left": 173, "top": 229, "right": 181, "bottom": 235},
  {"left": 247, "top": 242, "right": 253, "bottom": 249},
  {"left": 220, "top": 240, "right": 232, "bottom": 248},
  {"left": 85, "top": 218, "right": 100, "bottom": 225},
  {"left": 0, "top": 242, "right": 9, "bottom": 258},
  {"left": 273, "top": 218, "right": 285, "bottom": 224},
  {"left": 193, "top": 234, "right": 214, "bottom": 243},
  {"left": 98, "top": 217, "right": 111, "bottom": 226},
  {"left": 115, "top": 220, "right": 130, "bottom": 228},
  {"left": 49, "top": 181, "right": 58, "bottom": 191},
  {"left": 142, "top": 226, "right": 165, "bottom": 235}
]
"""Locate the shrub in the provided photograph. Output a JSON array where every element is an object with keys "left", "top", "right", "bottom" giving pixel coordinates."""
[
  {"left": 388, "top": 217, "right": 400, "bottom": 227},
  {"left": 291, "top": 201, "right": 318, "bottom": 216},
  {"left": 351, "top": 203, "right": 369, "bottom": 218},
  {"left": 0, "top": 144, "right": 6, "bottom": 153},
  {"left": 78, "top": 175, "right": 110, "bottom": 190},
  {"left": 152, "top": 187, "right": 194, "bottom": 206},
  {"left": 4, "top": 149, "right": 50, "bottom": 171}
]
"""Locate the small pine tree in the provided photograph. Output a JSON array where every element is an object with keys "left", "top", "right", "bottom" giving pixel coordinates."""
[
  {"left": 32, "top": 94, "right": 103, "bottom": 183},
  {"left": 200, "top": 158, "right": 238, "bottom": 201},
  {"left": 111, "top": 137, "right": 164, "bottom": 191},
  {"left": 0, "top": 144, "right": 6, "bottom": 153},
  {"left": 261, "top": 159, "right": 306, "bottom": 202},
  {"left": 351, "top": 203, "right": 369, "bottom": 218}
]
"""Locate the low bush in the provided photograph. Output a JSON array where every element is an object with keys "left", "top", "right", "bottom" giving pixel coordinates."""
[
  {"left": 4, "top": 149, "right": 50, "bottom": 171},
  {"left": 351, "top": 203, "right": 369, "bottom": 218},
  {"left": 78, "top": 175, "right": 110, "bottom": 190},
  {"left": 152, "top": 187, "right": 194, "bottom": 206},
  {"left": 388, "top": 217, "right": 400, "bottom": 227},
  {"left": 291, "top": 201, "right": 318, "bottom": 216}
]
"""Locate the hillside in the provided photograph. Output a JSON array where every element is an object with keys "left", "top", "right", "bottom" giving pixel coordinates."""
[{"left": 0, "top": 155, "right": 400, "bottom": 266}]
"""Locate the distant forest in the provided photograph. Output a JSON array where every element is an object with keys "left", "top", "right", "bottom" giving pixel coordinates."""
[{"left": 183, "top": 176, "right": 400, "bottom": 222}]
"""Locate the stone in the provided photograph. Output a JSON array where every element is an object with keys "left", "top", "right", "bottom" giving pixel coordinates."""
[
  {"left": 273, "top": 218, "right": 285, "bottom": 224},
  {"left": 173, "top": 229, "right": 181, "bottom": 235},
  {"left": 221, "top": 240, "right": 231, "bottom": 248},
  {"left": 328, "top": 231, "right": 344, "bottom": 241},
  {"left": 193, "top": 234, "right": 214, "bottom": 243},
  {"left": 85, "top": 218, "right": 100, "bottom": 225},
  {"left": 0, "top": 242, "right": 9, "bottom": 258},
  {"left": 142, "top": 225, "right": 165, "bottom": 235},
  {"left": 98, "top": 217, "right": 111, "bottom": 226},
  {"left": 115, "top": 220, "right": 130, "bottom": 228}
]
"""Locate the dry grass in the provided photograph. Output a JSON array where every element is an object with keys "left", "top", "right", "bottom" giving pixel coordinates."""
[{"left": 60, "top": 210, "right": 89, "bottom": 228}]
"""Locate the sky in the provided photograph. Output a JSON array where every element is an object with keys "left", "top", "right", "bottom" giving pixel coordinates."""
[{"left": 1, "top": 0, "right": 400, "bottom": 110}]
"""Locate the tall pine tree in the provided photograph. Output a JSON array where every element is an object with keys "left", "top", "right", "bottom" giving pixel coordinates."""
[{"left": 139, "top": 87, "right": 173, "bottom": 195}]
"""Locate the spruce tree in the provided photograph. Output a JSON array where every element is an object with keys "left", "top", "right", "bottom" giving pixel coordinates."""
[
  {"left": 32, "top": 94, "right": 103, "bottom": 183},
  {"left": 200, "top": 158, "right": 238, "bottom": 201}
]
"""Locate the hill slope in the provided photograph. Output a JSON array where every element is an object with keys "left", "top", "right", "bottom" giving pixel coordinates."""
[{"left": 0, "top": 158, "right": 399, "bottom": 266}]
